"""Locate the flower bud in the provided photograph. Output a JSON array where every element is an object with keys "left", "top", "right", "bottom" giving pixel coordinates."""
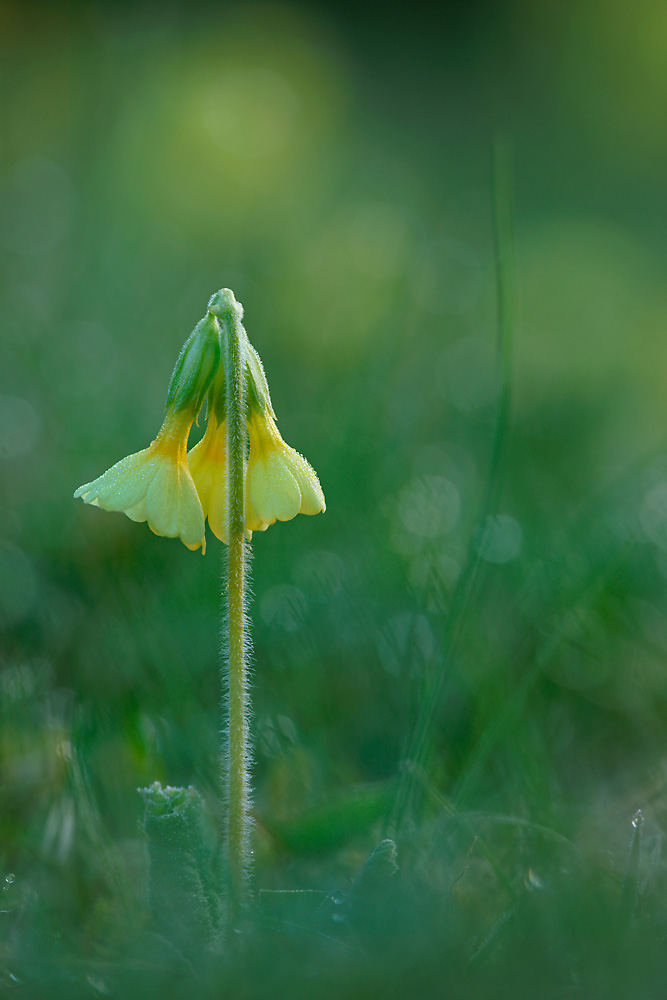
[{"left": 165, "top": 313, "right": 220, "bottom": 416}]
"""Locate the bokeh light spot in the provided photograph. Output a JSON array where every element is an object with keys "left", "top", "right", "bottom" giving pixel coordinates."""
[
  {"left": 377, "top": 612, "right": 434, "bottom": 677},
  {"left": 397, "top": 476, "right": 460, "bottom": 538},
  {"left": 293, "top": 550, "right": 347, "bottom": 603},
  {"left": 474, "top": 515, "right": 523, "bottom": 564},
  {"left": 202, "top": 67, "right": 298, "bottom": 158}
]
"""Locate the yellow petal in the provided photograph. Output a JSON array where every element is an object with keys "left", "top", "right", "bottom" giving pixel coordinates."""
[
  {"left": 283, "top": 449, "right": 326, "bottom": 515},
  {"left": 73, "top": 450, "right": 154, "bottom": 511},
  {"left": 74, "top": 406, "right": 206, "bottom": 552},
  {"left": 124, "top": 498, "right": 148, "bottom": 523},
  {"left": 248, "top": 454, "right": 302, "bottom": 524},
  {"left": 245, "top": 490, "right": 270, "bottom": 533},
  {"left": 144, "top": 460, "right": 205, "bottom": 549},
  {"left": 206, "top": 475, "right": 228, "bottom": 544}
]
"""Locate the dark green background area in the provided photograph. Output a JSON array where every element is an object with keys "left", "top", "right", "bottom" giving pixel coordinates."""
[{"left": 1, "top": 0, "right": 667, "bottom": 993}]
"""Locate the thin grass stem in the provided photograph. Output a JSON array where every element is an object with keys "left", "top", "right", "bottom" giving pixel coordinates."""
[{"left": 389, "top": 136, "right": 516, "bottom": 836}]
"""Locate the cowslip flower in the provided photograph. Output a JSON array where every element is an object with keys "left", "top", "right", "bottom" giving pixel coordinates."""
[
  {"left": 187, "top": 414, "right": 230, "bottom": 544},
  {"left": 73, "top": 406, "right": 206, "bottom": 552},
  {"left": 74, "top": 290, "right": 325, "bottom": 554},
  {"left": 245, "top": 408, "right": 325, "bottom": 529},
  {"left": 188, "top": 409, "right": 325, "bottom": 541}
]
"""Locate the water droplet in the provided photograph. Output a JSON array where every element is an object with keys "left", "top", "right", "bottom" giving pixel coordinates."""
[
  {"left": 5, "top": 873, "right": 15, "bottom": 886},
  {"left": 330, "top": 891, "right": 344, "bottom": 905},
  {"left": 632, "top": 809, "right": 644, "bottom": 829}
]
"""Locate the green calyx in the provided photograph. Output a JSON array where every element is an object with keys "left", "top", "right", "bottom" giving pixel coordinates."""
[
  {"left": 166, "top": 313, "right": 221, "bottom": 416},
  {"left": 206, "top": 288, "right": 274, "bottom": 423},
  {"left": 207, "top": 287, "right": 243, "bottom": 322},
  {"left": 166, "top": 289, "right": 275, "bottom": 425},
  {"left": 244, "top": 339, "right": 274, "bottom": 419}
]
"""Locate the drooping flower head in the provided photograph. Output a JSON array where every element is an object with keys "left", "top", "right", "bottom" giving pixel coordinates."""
[{"left": 74, "top": 289, "right": 325, "bottom": 551}]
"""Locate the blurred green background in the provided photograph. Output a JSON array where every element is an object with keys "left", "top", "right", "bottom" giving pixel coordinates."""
[{"left": 2, "top": 0, "right": 667, "bottom": 991}]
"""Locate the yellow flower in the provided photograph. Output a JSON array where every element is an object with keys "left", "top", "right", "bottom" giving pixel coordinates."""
[
  {"left": 245, "top": 410, "right": 325, "bottom": 529},
  {"left": 73, "top": 407, "right": 206, "bottom": 552},
  {"left": 188, "top": 409, "right": 325, "bottom": 541},
  {"left": 187, "top": 415, "right": 267, "bottom": 542},
  {"left": 187, "top": 415, "right": 229, "bottom": 543}
]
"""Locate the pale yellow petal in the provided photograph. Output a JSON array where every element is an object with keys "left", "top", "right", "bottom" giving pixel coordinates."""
[
  {"left": 283, "top": 449, "right": 326, "bottom": 515},
  {"left": 125, "top": 498, "right": 148, "bottom": 523},
  {"left": 178, "top": 478, "right": 207, "bottom": 551},
  {"left": 207, "top": 475, "right": 228, "bottom": 544},
  {"left": 249, "top": 454, "right": 301, "bottom": 524},
  {"left": 144, "top": 460, "right": 205, "bottom": 548},
  {"left": 245, "top": 489, "right": 269, "bottom": 533},
  {"left": 73, "top": 450, "right": 155, "bottom": 511}
]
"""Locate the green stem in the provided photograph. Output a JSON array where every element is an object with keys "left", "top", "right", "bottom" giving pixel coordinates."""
[{"left": 218, "top": 292, "right": 252, "bottom": 929}]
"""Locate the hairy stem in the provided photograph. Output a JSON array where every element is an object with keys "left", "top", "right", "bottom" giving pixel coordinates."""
[{"left": 219, "top": 294, "right": 252, "bottom": 930}]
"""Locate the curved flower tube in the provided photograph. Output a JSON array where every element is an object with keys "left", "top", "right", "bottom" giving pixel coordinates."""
[
  {"left": 188, "top": 415, "right": 266, "bottom": 542},
  {"left": 188, "top": 409, "right": 325, "bottom": 542},
  {"left": 73, "top": 407, "right": 206, "bottom": 552},
  {"left": 188, "top": 416, "right": 229, "bottom": 544},
  {"left": 245, "top": 409, "right": 325, "bottom": 529}
]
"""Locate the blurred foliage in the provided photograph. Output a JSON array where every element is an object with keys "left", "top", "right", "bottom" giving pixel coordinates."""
[{"left": 1, "top": 0, "right": 667, "bottom": 995}]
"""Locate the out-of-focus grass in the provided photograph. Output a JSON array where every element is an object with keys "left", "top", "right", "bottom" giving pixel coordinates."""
[{"left": 2, "top": 1, "right": 667, "bottom": 996}]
